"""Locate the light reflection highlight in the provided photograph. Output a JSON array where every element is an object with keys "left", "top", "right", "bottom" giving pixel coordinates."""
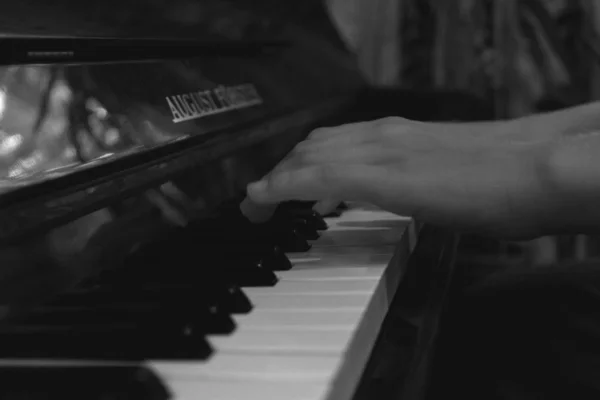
[
  {"left": 0, "top": 134, "right": 23, "bottom": 157},
  {"left": 0, "top": 86, "right": 6, "bottom": 120}
]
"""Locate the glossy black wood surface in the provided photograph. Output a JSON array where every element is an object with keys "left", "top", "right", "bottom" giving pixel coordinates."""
[{"left": 0, "top": 1, "right": 364, "bottom": 322}]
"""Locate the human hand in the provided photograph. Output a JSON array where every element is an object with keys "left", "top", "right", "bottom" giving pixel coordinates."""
[{"left": 244, "top": 117, "right": 558, "bottom": 238}]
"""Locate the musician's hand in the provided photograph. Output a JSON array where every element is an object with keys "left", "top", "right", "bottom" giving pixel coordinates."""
[{"left": 245, "top": 117, "right": 560, "bottom": 238}]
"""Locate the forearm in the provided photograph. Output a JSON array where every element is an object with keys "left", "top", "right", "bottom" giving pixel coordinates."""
[
  {"left": 436, "top": 101, "right": 600, "bottom": 142},
  {"left": 516, "top": 101, "right": 600, "bottom": 139},
  {"left": 542, "top": 131, "right": 600, "bottom": 235},
  {"left": 438, "top": 102, "right": 600, "bottom": 236}
]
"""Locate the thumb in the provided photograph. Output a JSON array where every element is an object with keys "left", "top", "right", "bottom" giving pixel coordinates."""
[{"left": 246, "top": 164, "right": 388, "bottom": 205}]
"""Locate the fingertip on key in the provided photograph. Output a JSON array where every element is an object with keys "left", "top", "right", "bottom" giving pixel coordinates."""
[
  {"left": 313, "top": 199, "right": 341, "bottom": 216},
  {"left": 240, "top": 195, "right": 277, "bottom": 223}
]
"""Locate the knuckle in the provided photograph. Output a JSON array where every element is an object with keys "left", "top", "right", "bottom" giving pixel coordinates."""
[
  {"left": 377, "top": 116, "right": 400, "bottom": 127},
  {"left": 307, "top": 127, "right": 330, "bottom": 140}
]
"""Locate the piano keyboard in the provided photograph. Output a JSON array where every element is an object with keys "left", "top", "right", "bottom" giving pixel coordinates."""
[
  {"left": 0, "top": 203, "right": 416, "bottom": 400},
  {"left": 150, "top": 203, "right": 416, "bottom": 400}
]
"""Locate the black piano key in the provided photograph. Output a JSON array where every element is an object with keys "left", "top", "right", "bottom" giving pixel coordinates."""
[
  {"left": 279, "top": 200, "right": 316, "bottom": 210},
  {"left": 19, "top": 300, "right": 236, "bottom": 336},
  {"left": 131, "top": 281, "right": 253, "bottom": 315},
  {"left": 42, "top": 280, "right": 237, "bottom": 335},
  {"left": 275, "top": 205, "right": 328, "bottom": 230},
  {"left": 0, "top": 365, "right": 170, "bottom": 400},
  {"left": 222, "top": 284, "right": 253, "bottom": 313},
  {"left": 223, "top": 262, "right": 279, "bottom": 287},
  {"left": 258, "top": 245, "right": 292, "bottom": 271},
  {"left": 303, "top": 210, "right": 329, "bottom": 231},
  {"left": 337, "top": 201, "right": 349, "bottom": 210},
  {"left": 323, "top": 209, "right": 342, "bottom": 218},
  {"left": 89, "top": 262, "right": 248, "bottom": 313},
  {"left": 291, "top": 218, "right": 320, "bottom": 240},
  {"left": 91, "top": 255, "right": 240, "bottom": 296},
  {"left": 275, "top": 228, "right": 311, "bottom": 253},
  {"left": 296, "top": 215, "right": 328, "bottom": 232},
  {"left": 0, "top": 326, "right": 213, "bottom": 360},
  {"left": 100, "top": 257, "right": 256, "bottom": 311},
  {"left": 294, "top": 209, "right": 341, "bottom": 223},
  {"left": 204, "top": 305, "right": 236, "bottom": 334},
  {"left": 150, "top": 230, "right": 280, "bottom": 286}
]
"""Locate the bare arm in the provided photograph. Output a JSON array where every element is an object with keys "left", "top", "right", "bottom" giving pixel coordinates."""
[
  {"left": 437, "top": 101, "right": 600, "bottom": 142},
  {"left": 543, "top": 131, "right": 600, "bottom": 235}
]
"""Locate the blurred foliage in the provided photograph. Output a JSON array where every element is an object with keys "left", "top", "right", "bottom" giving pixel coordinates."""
[{"left": 400, "top": 0, "right": 600, "bottom": 118}]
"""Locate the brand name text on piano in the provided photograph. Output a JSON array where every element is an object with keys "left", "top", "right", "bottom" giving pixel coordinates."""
[{"left": 166, "top": 84, "right": 262, "bottom": 123}]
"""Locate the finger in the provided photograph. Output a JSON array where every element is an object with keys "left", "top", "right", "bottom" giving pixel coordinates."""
[
  {"left": 246, "top": 164, "right": 388, "bottom": 205},
  {"left": 144, "top": 189, "right": 188, "bottom": 227},
  {"left": 239, "top": 196, "right": 277, "bottom": 223},
  {"left": 160, "top": 182, "right": 197, "bottom": 211},
  {"left": 313, "top": 198, "right": 342, "bottom": 215},
  {"left": 305, "top": 121, "right": 371, "bottom": 141}
]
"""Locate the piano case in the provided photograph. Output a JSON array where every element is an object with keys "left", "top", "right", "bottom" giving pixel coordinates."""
[{"left": 0, "top": 1, "right": 488, "bottom": 399}]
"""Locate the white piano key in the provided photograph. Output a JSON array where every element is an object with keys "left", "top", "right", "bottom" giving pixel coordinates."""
[
  {"left": 289, "top": 245, "right": 396, "bottom": 259},
  {"left": 288, "top": 251, "right": 393, "bottom": 271},
  {"left": 244, "top": 279, "right": 379, "bottom": 294},
  {"left": 277, "top": 267, "right": 386, "bottom": 280},
  {"left": 209, "top": 328, "right": 354, "bottom": 353},
  {"left": 233, "top": 309, "right": 364, "bottom": 329},
  {"left": 150, "top": 354, "right": 339, "bottom": 381},
  {"left": 314, "top": 227, "right": 408, "bottom": 247},
  {"left": 325, "top": 208, "right": 410, "bottom": 225},
  {"left": 244, "top": 292, "right": 373, "bottom": 310},
  {"left": 166, "top": 379, "right": 328, "bottom": 400}
]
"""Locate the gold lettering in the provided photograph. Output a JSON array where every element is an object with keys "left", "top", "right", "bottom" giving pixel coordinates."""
[
  {"left": 175, "top": 95, "right": 193, "bottom": 117},
  {"left": 166, "top": 96, "right": 184, "bottom": 121},
  {"left": 206, "top": 90, "right": 219, "bottom": 109},
  {"left": 214, "top": 86, "right": 229, "bottom": 108},
  {"left": 191, "top": 92, "right": 205, "bottom": 113},
  {"left": 199, "top": 91, "right": 215, "bottom": 111},
  {"left": 182, "top": 94, "right": 199, "bottom": 114},
  {"left": 166, "top": 84, "right": 262, "bottom": 123}
]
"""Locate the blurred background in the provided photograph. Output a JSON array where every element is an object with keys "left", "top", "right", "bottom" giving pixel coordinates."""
[{"left": 327, "top": 0, "right": 600, "bottom": 274}]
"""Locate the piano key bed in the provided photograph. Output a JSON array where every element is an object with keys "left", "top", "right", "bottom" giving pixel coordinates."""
[{"left": 0, "top": 202, "right": 418, "bottom": 400}]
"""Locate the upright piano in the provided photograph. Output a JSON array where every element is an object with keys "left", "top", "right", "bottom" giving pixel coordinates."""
[{"left": 0, "top": 1, "right": 473, "bottom": 399}]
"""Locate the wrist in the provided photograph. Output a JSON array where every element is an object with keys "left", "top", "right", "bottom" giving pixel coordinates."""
[
  {"left": 542, "top": 133, "right": 600, "bottom": 235},
  {"left": 516, "top": 101, "right": 600, "bottom": 141}
]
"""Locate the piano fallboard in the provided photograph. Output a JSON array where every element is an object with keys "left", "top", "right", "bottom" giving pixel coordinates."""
[{"left": 0, "top": 36, "right": 360, "bottom": 242}]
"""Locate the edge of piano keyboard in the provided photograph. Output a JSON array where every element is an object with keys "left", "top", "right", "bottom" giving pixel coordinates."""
[{"left": 320, "top": 205, "right": 418, "bottom": 400}]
